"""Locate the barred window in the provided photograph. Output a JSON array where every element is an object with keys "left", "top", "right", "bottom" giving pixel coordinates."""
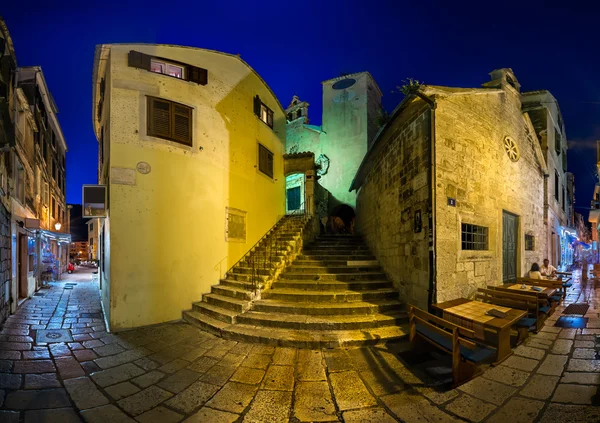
[
  {"left": 461, "top": 223, "right": 488, "bottom": 251},
  {"left": 525, "top": 234, "right": 535, "bottom": 251}
]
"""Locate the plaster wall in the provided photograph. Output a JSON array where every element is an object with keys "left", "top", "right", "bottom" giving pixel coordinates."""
[{"left": 99, "top": 45, "right": 285, "bottom": 330}]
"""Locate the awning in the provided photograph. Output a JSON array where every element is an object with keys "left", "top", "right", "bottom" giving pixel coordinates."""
[{"left": 38, "top": 229, "right": 71, "bottom": 243}]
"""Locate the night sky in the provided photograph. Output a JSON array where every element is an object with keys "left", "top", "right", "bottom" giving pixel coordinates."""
[{"left": 3, "top": 1, "right": 599, "bottom": 218}]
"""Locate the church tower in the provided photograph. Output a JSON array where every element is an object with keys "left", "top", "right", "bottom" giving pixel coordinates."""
[{"left": 285, "top": 95, "right": 309, "bottom": 124}]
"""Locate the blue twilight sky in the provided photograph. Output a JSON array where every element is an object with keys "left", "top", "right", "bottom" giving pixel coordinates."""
[{"left": 2, "top": 1, "right": 600, "bottom": 216}]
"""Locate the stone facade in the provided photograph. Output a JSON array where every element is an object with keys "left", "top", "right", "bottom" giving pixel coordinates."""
[
  {"left": 353, "top": 70, "right": 549, "bottom": 309},
  {"left": 0, "top": 202, "right": 10, "bottom": 325},
  {"left": 355, "top": 98, "right": 432, "bottom": 307}
]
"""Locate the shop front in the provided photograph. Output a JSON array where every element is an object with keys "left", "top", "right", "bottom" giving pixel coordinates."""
[
  {"left": 37, "top": 229, "right": 71, "bottom": 285},
  {"left": 559, "top": 227, "right": 578, "bottom": 271}
]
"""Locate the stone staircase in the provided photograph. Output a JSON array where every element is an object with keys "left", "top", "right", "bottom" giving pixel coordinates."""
[
  {"left": 183, "top": 215, "right": 310, "bottom": 333},
  {"left": 185, "top": 231, "right": 408, "bottom": 348}
]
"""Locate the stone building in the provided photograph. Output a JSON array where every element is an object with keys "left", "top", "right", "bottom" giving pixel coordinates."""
[
  {"left": 87, "top": 218, "right": 99, "bottom": 260},
  {"left": 522, "top": 90, "right": 570, "bottom": 268},
  {"left": 285, "top": 72, "right": 382, "bottom": 221},
  {"left": 351, "top": 69, "right": 553, "bottom": 309},
  {"left": 92, "top": 44, "right": 286, "bottom": 330},
  {"left": 0, "top": 18, "right": 16, "bottom": 325}
]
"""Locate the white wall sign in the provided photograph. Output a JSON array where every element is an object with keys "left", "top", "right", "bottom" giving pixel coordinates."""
[{"left": 111, "top": 168, "right": 136, "bottom": 185}]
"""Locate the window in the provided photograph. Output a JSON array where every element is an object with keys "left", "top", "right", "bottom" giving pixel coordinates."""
[
  {"left": 42, "top": 181, "right": 49, "bottom": 206},
  {"left": 51, "top": 196, "right": 56, "bottom": 219},
  {"left": 15, "top": 157, "right": 25, "bottom": 204},
  {"left": 90, "top": 238, "right": 94, "bottom": 246},
  {"left": 554, "top": 171, "right": 559, "bottom": 201},
  {"left": 146, "top": 97, "right": 193, "bottom": 146},
  {"left": 555, "top": 128, "right": 561, "bottom": 156},
  {"left": 562, "top": 152, "right": 567, "bottom": 172},
  {"left": 128, "top": 50, "right": 208, "bottom": 85},
  {"left": 461, "top": 223, "right": 488, "bottom": 251},
  {"left": 254, "top": 95, "right": 274, "bottom": 128},
  {"left": 525, "top": 234, "right": 535, "bottom": 251},
  {"left": 258, "top": 143, "right": 274, "bottom": 178},
  {"left": 151, "top": 59, "right": 185, "bottom": 79},
  {"left": 90, "top": 222, "right": 93, "bottom": 231}
]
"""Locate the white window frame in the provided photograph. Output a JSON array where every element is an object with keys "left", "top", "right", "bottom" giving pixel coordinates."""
[{"left": 150, "top": 59, "right": 185, "bottom": 79}]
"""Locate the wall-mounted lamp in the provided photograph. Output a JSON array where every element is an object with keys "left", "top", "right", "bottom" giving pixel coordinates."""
[{"left": 55, "top": 222, "right": 62, "bottom": 231}]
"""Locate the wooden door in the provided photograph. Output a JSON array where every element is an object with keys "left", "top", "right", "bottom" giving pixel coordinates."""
[
  {"left": 287, "top": 186, "right": 301, "bottom": 211},
  {"left": 18, "top": 234, "right": 28, "bottom": 298},
  {"left": 502, "top": 212, "right": 518, "bottom": 283}
]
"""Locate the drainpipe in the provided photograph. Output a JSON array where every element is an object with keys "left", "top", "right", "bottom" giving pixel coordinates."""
[{"left": 414, "top": 91, "right": 437, "bottom": 312}]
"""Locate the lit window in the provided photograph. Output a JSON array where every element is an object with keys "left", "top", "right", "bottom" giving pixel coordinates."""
[
  {"left": 254, "top": 95, "right": 274, "bottom": 129},
  {"left": 150, "top": 59, "right": 185, "bottom": 80}
]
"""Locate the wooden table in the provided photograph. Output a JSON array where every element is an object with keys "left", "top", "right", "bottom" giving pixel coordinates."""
[
  {"left": 433, "top": 298, "right": 526, "bottom": 364},
  {"left": 503, "top": 283, "right": 557, "bottom": 299}
]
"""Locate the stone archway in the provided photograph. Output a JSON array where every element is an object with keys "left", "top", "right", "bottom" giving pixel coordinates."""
[{"left": 283, "top": 152, "right": 316, "bottom": 216}]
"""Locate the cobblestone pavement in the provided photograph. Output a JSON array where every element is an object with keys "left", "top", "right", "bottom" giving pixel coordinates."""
[{"left": 0, "top": 269, "right": 599, "bottom": 422}]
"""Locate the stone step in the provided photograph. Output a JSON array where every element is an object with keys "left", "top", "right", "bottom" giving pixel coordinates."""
[
  {"left": 285, "top": 265, "right": 382, "bottom": 274},
  {"left": 279, "top": 272, "right": 387, "bottom": 281},
  {"left": 316, "top": 235, "right": 364, "bottom": 240},
  {"left": 252, "top": 299, "right": 403, "bottom": 315},
  {"left": 220, "top": 323, "right": 409, "bottom": 348},
  {"left": 272, "top": 279, "right": 393, "bottom": 291},
  {"left": 211, "top": 285, "right": 254, "bottom": 301},
  {"left": 231, "top": 266, "right": 273, "bottom": 276},
  {"left": 236, "top": 310, "right": 408, "bottom": 330},
  {"left": 204, "top": 293, "right": 249, "bottom": 313},
  {"left": 191, "top": 302, "right": 239, "bottom": 324},
  {"left": 297, "top": 254, "right": 376, "bottom": 261},
  {"left": 220, "top": 279, "right": 263, "bottom": 290},
  {"left": 292, "top": 259, "right": 379, "bottom": 266},
  {"left": 261, "top": 288, "right": 399, "bottom": 303},
  {"left": 226, "top": 272, "right": 268, "bottom": 282},
  {"left": 304, "top": 245, "right": 370, "bottom": 251},
  {"left": 183, "top": 310, "right": 229, "bottom": 336}
]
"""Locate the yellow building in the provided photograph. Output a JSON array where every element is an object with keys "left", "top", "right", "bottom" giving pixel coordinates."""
[{"left": 92, "top": 44, "right": 286, "bottom": 331}]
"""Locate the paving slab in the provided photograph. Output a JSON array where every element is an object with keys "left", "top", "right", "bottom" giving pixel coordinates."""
[
  {"left": 230, "top": 366, "right": 265, "bottom": 385},
  {"left": 0, "top": 410, "right": 19, "bottom": 423},
  {"left": 243, "top": 390, "right": 292, "bottom": 423},
  {"left": 486, "top": 396, "right": 544, "bottom": 423},
  {"left": 520, "top": 374, "right": 560, "bottom": 400},
  {"left": 561, "top": 372, "right": 600, "bottom": 385},
  {"left": 552, "top": 383, "right": 598, "bottom": 404},
  {"left": 55, "top": 356, "right": 85, "bottom": 379},
  {"left": 117, "top": 385, "right": 173, "bottom": 416},
  {"left": 567, "top": 358, "right": 600, "bottom": 372},
  {"left": 360, "top": 369, "right": 405, "bottom": 396},
  {"left": 293, "top": 381, "right": 337, "bottom": 422},
  {"left": 445, "top": 393, "right": 496, "bottom": 422},
  {"left": 91, "top": 362, "right": 145, "bottom": 387},
  {"left": 156, "top": 368, "right": 201, "bottom": 393},
  {"left": 538, "top": 404, "right": 600, "bottom": 423},
  {"left": 131, "top": 370, "right": 165, "bottom": 388},
  {"left": 64, "top": 376, "right": 110, "bottom": 410},
  {"left": 329, "top": 370, "right": 376, "bottom": 411},
  {"left": 262, "top": 365, "right": 295, "bottom": 391},
  {"left": 187, "top": 356, "right": 218, "bottom": 373},
  {"left": 24, "top": 373, "right": 61, "bottom": 389},
  {"left": 135, "top": 406, "right": 183, "bottom": 423},
  {"left": 105, "top": 381, "right": 141, "bottom": 400},
  {"left": 5, "top": 388, "right": 71, "bottom": 409},
  {"left": 36, "top": 329, "right": 73, "bottom": 343},
  {"left": 80, "top": 404, "right": 136, "bottom": 423},
  {"left": 205, "top": 381, "right": 257, "bottom": 414},
  {"left": 272, "top": 347, "right": 297, "bottom": 365},
  {"left": 241, "top": 353, "right": 271, "bottom": 370},
  {"left": 165, "top": 380, "right": 220, "bottom": 414},
  {"left": 342, "top": 407, "right": 397, "bottom": 423},
  {"left": 380, "top": 391, "right": 457, "bottom": 423},
  {"left": 24, "top": 408, "right": 81, "bottom": 423},
  {"left": 182, "top": 407, "right": 238, "bottom": 423},
  {"left": 503, "top": 355, "right": 540, "bottom": 372},
  {"left": 537, "top": 354, "right": 568, "bottom": 375},
  {"left": 296, "top": 350, "right": 326, "bottom": 381},
  {"left": 483, "top": 365, "right": 530, "bottom": 387},
  {"left": 158, "top": 358, "right": 190, "bottom": 374},
  {"left": 513, "top": 345, "right": 546, "bottom": 360},
  {"left": 458, "top": 377, "right": 517, "bottom": 405},
  {"left": 13, "top": 359, "right": 56, "bottom": 373},
  {"left": 551, "top": 339, "right": 573, "bottom": 355}
]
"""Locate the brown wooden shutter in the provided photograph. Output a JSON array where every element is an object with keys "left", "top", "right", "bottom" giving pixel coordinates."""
[
  {"left": 254, "top": 95, "right": 261, "bottom": 117},
  {"left": 147, "top": 97, "right": 171, "bottom": 139},
  {"left": 188, "top": 66, "right": 208, "bottom": 85},
  {"left": 128, "top": 50, "right": 151, "bottom": 70},
  {"left": 172, "top": 104, "right": 192, "bottom": 146},
  {"left": 266, "top": 150, "right": 274, "bottom": 178}
]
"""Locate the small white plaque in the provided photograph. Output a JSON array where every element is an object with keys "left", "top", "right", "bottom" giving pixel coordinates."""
[
  {"left": 136, "top": 162, "right": 151, "bottom": 174},
  {"left": 111, "top": 168, "right": 136, "bottom": 185},
  {"left": 413, "top": 172, "right": 427, "bottom": 190}
]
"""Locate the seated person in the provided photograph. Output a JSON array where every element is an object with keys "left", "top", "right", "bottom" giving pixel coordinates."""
[
  {"left": 540, "top": 259, "right": 557, "bottom": 278},
  {"left": 528, "top": 263, "right": 542, "bottom": 279}
]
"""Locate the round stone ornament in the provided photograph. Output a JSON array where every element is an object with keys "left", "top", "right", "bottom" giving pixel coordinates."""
[{"left": 136, "top": 162, "right": 151, "bottom": 174}]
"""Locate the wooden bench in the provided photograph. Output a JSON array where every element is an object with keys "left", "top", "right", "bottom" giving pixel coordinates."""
[
  {"left": 516, "top": 277, "right": 564, "bottom": 302},
  {"left": 476, "top": 288, "right": 541, "bottom": 339},
  {"left": 408, "top": 306, "right": 496, "bottom": 387}
]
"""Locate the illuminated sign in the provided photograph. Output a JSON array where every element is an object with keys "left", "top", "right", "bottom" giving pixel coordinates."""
[{"left": 82, "top": 185, "right": 107, "bottom": 218}]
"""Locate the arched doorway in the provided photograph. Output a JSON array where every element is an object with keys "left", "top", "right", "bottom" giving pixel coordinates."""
[{"left": 329, "top": 204, "right": 356, "bottom": 234}]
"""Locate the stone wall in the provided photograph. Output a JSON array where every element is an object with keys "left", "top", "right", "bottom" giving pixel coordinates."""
[
  {"left": 356, "top": 99, "right": 432, "bottom": 309},
  {"left": 433, "top": 86, "right": 547, "bottom": 302},
  {"left": 0, "top": 202, "right": 11, "bottom": 326}
]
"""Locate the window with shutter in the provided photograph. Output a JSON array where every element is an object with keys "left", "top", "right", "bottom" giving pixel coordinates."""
[
  {"left": 258, "top": 143, "right": 274, "bottom": 178},
  {"left": 146, "top": 97, "right": 192, "bottom": 146},
  {"left": 254, "top": 96, "right": 274, "bottom": 129}
]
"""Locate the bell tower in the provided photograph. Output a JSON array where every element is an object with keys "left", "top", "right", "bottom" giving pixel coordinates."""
[{"left": 285, "top": 95, "right": 309, "bottom": 124}]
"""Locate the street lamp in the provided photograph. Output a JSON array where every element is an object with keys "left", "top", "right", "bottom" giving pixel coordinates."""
[{"left": 54, "top": 222, "right": 62, "bottom": 231}]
